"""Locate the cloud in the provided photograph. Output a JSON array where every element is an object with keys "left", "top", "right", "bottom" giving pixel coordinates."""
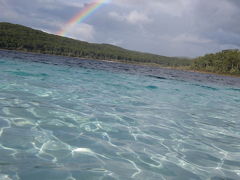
[
  {"left": 153, "top": 0, "right": 196, "bottom": 17},
  {"left": 0, "top": 0, "right": 240, "bottom": 57},
  {"left": 65, "top": 23, "right": 95, "bottom": 41},
  {"left": 109, "top": 11, "right": 124, "bottom": 21},
  {"left": 109, "top": 11, "right": 152, "bottom": 25},
  {"left": 0, "top": 0, "right": 20, "bottom": 19},
  {"left": 171, "top": 34, "right": 213, "bottom": 44},
  {"left": 127, "top": 11, "right": 152, "bottom": 24}
]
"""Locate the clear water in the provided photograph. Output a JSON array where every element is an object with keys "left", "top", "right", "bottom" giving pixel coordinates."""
[{"left": 0, "top": 50, "right": 240, "bottom": 180}]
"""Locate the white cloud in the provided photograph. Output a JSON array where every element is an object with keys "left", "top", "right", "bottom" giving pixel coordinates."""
[
  {"left": 112, "top": 0, "right": 195, "bottom": 17},
  {"left": 127, "top": 11, "right": 152, "bottom": 24},
  {"left": 65, "top": 23, "right": 95, "bottom": 42},
  {"left": 109, "top": 11, "right": 152, "bottom": 25},
  {"left": 113, "top": 0, "right": 157, "bottom": 6},
  {"left": 109, "top": 11, "right": 124, "bottom": 21},
  {"left": 150, "top": 0, "right": 195, "bottom": 17}
]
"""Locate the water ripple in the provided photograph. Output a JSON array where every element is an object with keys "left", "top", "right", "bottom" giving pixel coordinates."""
[{"left": 0, "top": 50, "right": 240, "bottom": 179}]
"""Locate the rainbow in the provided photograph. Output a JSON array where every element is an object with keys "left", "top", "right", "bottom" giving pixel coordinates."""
[{"left": 57, "top": 0, "right": 110, "bottom": 36}]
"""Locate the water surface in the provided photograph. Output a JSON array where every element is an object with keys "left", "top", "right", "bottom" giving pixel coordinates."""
[{"left": 0, "top": 50, "right": 240, "bottom": 180}]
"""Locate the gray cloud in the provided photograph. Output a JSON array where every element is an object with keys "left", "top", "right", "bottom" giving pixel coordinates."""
[{"left": 0, "top": 0, "right": 240, "bottom": 57}]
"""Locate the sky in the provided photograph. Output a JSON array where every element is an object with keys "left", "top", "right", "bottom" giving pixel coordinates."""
[{"left": 1, "top": 0, "right": 240, "bottom": 57}]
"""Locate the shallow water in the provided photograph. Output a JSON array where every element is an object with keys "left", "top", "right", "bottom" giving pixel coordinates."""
[{"left": 0, "top": 50, "right": 240, "bottom": 180}]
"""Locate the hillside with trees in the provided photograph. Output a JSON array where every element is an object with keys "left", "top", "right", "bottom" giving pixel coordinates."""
[
  {"left": 1, "top": 22, "right": 240, "bottom": 76},
  {"left": 0, "top": 22, "right": 191, "bottom": 67},
  {"left": 192, "top": 50, "right": 240, "bottom": 75}
]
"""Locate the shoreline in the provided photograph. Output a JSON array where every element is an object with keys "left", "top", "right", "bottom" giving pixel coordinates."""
[{"left": 1, "top": 48, "right": 239, "bottom": 78}]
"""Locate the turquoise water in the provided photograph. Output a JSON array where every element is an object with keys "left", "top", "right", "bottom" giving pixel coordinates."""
[{"left": 0, "top": 51, "right": 240, "bottom": 180}]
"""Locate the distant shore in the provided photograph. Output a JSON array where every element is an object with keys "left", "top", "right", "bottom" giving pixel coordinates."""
[
  {"left": 1, "top": 48, "right": 239, "bottom": 78},
  {"left": 2, "top": 22, "right": 239, "bottom": 77},
  {"left": 97, "top": 56, "right": 240, "bottom": 78}
]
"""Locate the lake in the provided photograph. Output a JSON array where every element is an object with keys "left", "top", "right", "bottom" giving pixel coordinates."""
[{"left": 0, "top": 50, "right": 240, "bottom": 180}]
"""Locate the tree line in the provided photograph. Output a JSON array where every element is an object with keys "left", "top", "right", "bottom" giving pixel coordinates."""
[
  {"left": 1, "top": 22, "right": 240, "bottom": 75},
  {"left": 0, "top": 22, "right": 191, "bottom": 67},
  {"left": 192, "top": 49, "right": 240, "bottom": 75}
]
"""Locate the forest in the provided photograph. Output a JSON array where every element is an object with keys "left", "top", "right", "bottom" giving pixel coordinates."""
[
  {"left": 0, "top": 22, "right": 190, "bottom": 67},
  {"left": 1, "top": 22, "right": 240, "bottom": 75},
  {"left": 192, "top": 50, "right": 240, "bottom": 75}
]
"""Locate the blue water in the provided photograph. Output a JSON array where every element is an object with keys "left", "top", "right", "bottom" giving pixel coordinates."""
[{"left": 0, "top": 50, "right": 240, "bottom": 180}]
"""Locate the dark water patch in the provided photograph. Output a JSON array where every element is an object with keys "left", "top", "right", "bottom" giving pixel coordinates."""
[
  {"left": 224, "top": 159, "right": 240, "bottom": 168},
  {"left": 146, "top": 85, "right": 158, "bottom": 89},
  {"left": 183, "top": 150, "right": 221, "bottom": 167},
  {"left": 9, "top": 71, "right": 49, "bottom": 77},
  {"left": 227, "top": 88, "right": 240, "bottom": 92},
  {"left": 147, "top": 75, "right": 167, "bottom": 80},
  {"left": 0, "top": 162, "right": 12, "bottom": 166},
  {"left": 0, "top": 118, "right": 9, "bottom": 128},
  {"left": 191, "top": 83, "right": 219, "bottom": 91},
  {"left": 211, "top": 177, "right": 235, "bottom": 180}
]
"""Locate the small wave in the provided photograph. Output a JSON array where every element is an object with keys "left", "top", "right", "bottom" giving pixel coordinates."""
[
  {"left": 146, "top": 85, "right": 158, "bottom": 89},
  {"left": 147, "top": 75, "right": 167, "bottom": 80},
  {"left": 10, "top": 71, "right": 48, "bottom": 77}
]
